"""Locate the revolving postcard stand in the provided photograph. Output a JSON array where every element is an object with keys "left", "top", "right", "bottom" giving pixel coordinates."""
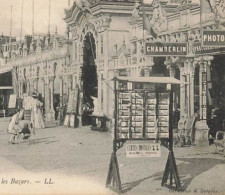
[{"left": 106, "top": 76, "right": 182, "bottom": 193}]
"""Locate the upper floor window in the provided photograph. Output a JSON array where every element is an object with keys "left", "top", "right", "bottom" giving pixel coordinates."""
[
  {"left": 75, "top": 42, "right": 77, "bottom": 60},
  {"left": 100, "top": 34, "right": 103, "bottom": 55}
]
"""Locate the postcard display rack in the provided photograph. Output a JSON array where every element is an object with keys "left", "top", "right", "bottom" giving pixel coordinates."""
[{"left": 106, "top": 79, "right": 181, "bottom": 193}]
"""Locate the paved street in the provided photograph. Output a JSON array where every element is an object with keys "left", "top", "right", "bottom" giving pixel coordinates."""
[{"left": 0, "top": 117, "right": 225, "bottom": 195}]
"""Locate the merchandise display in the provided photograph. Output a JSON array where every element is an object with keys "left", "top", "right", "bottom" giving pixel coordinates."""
[{"left": 117, "top": 90, "right": 170, "bottom": 140}]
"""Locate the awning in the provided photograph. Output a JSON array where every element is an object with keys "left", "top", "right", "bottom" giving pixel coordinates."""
[
  {"left": 0, "top": 86, "right": 13, "bottom": 90},
  {"left": 0, "top": 66, "right": 13, "bottom": 74},
  {"left": 113, "top": 76, "right": 185, "bottom": 85},
  {"left": 0, "top": 66, "right": 13, "bottom": 87}
]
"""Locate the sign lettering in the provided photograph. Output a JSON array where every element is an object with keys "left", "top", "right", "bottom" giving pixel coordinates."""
[
  {"left": 126, "top": 143, "right": 161, "bottom": 157},
  {"left": 192, "top": 42, "right": 225, "bottom": 55},
  {"left": 145, "top": 42, "right": 187, "bottom": 56},
  {"left": 202, "top": 30, "right": 225, "bottom": 47}
]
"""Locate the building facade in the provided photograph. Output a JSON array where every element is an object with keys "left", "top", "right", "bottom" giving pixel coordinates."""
[
  {"left": 1, "top": 0, "right": 224, "bottom": 144},
  {"left": 63, "top": 0, "right": 225, "bottom": 144},
  {"left": 2, "top": 32, "right": 73, "bottom": 122}
]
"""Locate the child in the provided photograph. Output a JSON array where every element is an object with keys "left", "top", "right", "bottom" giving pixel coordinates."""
[{"left": 19, "top": 123, "right": 32, "bottom": 140}]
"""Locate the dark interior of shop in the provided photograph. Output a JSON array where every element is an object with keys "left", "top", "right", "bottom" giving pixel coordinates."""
[
  {"left": 209, "top": 55, "right": 225, "bottom": 136},
  {"left": 82, "top": 32, "right": 98, "bottom": 125}
]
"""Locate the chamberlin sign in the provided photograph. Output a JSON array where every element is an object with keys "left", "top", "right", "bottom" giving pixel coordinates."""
[
  {"left": 202, "top": 30, "right": 225, "bottom": 47},
  {"left": 145, "top": 42, "right": 188, "bottom": 56}
]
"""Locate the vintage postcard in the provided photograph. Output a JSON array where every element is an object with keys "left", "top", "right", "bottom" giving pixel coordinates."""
[{"left": 0, "top": 0, "right": 225, "bottom": 194}]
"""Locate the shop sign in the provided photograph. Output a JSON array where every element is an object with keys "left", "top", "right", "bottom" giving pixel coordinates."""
[
  {"left": 192, "top": 42, "right": 225, "bottom": 55},
  {"left": 145, "top": 42, "right": 187, "bottom": 56},
  {"left": 202, "top": 30, "right": 225, "bottom": 47},
  {"left": 119, "top": 69, "right": 128, "bottom": 77},
  {"left": 126, "top": 143, "right": 161, "bottom": 157}
]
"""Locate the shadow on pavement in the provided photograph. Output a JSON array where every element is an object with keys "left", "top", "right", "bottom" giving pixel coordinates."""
[
  {"left": 150, "top": 158, "right": 225, "bottom": 191},
  {"left": 121, "top": 175, "right": 152, "bottom": 193},
  {"left": 120, "top": 157, "right": 225, "bottom": 193},
  {"left": 28, "top": 137, "right": 58, "bottom": 145}
]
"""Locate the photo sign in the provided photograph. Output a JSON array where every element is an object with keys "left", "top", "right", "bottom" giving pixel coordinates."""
[
  {"left": 126, "top": 142, "right": 161, "bottom": 157},
  {"left": 145, "top": 42, "right": 187, "bottom": 56},
  {"left": 202, "top": 30, "right": 225, "bottom": 47}
]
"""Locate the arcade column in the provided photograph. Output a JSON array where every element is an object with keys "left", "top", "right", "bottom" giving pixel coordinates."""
[
  {"left": 33, "top": 78, "right": 38, "bottom": 92},
  {"left": 44, "top": 77, "right": 55, "bottom": 123},
  {"left": 194, "top": 56, "right": 213, "bottom": 146},
  {"left": 59, "top": 76, "right": 63, "bottom": 107}
]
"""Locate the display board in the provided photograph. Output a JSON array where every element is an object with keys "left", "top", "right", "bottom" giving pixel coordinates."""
[
  {"left": 106, "top": 77, "right": 181, "bottom": 193},
  {"left": 8, "top": 94, "right": 17, "bottom": 108},
  {"left": 64, "top": 86, "right": 79, "bottom": 128},
  {"left": 67, "top": 88, "right": 79, "bottom": 113},
  {"left": 23, "top": 94, "right": 33, "bottom": 110},
  {"left": 63, "top": 114, "right": 70, "bottom": 127},
  {"left": 117, "top": 90, "right": 170, "bottom": 140}
]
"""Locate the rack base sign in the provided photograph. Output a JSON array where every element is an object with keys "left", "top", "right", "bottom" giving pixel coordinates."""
[{"left": 126, "top": 143, "right": 161, "bottom": 158}]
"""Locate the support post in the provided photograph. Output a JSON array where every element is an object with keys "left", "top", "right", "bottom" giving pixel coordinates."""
[{"left": 161, "top": 91, "right": 181, "bottom": 190}]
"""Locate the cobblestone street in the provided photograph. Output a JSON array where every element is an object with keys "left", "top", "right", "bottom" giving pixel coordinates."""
[{"left": 0, "top": 117, "right": 225, "bottom": 194}]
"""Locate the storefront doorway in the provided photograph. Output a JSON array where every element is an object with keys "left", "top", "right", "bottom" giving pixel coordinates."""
[
  {"left": 209, "top": 55, "right": 225, "bottom": 135},
  {"left": 82, "top": 32, "right": 98, "bottom": 125}
]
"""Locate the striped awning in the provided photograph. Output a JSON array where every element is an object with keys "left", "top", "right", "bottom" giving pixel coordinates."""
[
  {"left": 0, "top": 66, "right": 13, "bottom": 74},
  {"left": 0, "top": 86, "right": 13, "bottom": 90},
  {"left": 113, "top": 76, "right": 185, "bottom": 84}
]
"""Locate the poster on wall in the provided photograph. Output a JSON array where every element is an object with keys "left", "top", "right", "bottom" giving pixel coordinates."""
[
  {"left": 69, "top": 114, "right": 75, "bottom": 128},
  {"left": 67, "top": 87, "right": 79, "bottom": 113},
  {"left": 63, "top": 114, "right": 70, "bottom": 127},
  {"left": 8, "top": 94, "right": 17, "bottom": 108}
]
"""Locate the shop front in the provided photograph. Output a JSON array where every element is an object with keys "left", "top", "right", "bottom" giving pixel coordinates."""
[{"left": 0, "top": 66, "right": 14, "bottom": 116}]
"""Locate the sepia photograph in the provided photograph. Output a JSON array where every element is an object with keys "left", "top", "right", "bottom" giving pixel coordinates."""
[{"left": 0, "top": 0, "right": 225, "bottom": 194}]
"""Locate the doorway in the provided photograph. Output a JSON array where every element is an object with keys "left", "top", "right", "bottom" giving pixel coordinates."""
[
  {"left": 82, "top": 32, "right": 98, "bottom": 125},
  {"left": 209, "top": 55, "right": 225, "bottom": 135}
]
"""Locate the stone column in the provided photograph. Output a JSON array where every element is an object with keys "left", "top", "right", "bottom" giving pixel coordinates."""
[
  {"left": 44, "top": 77, "right": 55, "bottom": 122},
  {"left": 190, "top": 62, "right": 195, "bottom": 117},
  {"left": 27, "top": 80, "right": 30, "bottom": 94},
  {"left": 59, "top": 76, "right": 63, "bottom": 107},
  {"left": 33, "top": 78, "right": 38, "bottom": 93},
  {"left": 21, "top": 81, "right": 24, "bottom": 96},
  {"left": 179, "top": 65, "right": 186, "bottom": 118},
  {"left": 144, "top": 66, "right": 150, "bottom": 77},
  {"left": 103, "top": 29, "right": 109, "bottom": 116},
  {"left": 98, "top": 72, "right": 102, "bottom": 112},
  {"left": 42, "top": 78, "right": 45, "bottom": 98},
  {"left": 49, "top": 76, "right": 55, "bottom": 119},
  {"left": 194, "top": 56, "right": 213, "bottom": 146},
  {"left": 18, "top": 81, "right": 22, "bottom": 98}
]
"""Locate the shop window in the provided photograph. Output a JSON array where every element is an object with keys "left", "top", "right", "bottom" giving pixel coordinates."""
[
  {"left": 75, "top": 42, "right": 77, "bottom": 60},
  {"left": 100, "top": 34, "right": 103, "bottom": 55},
  {"left": 194, "top": 66, "right": 200, "bottom": 113}
]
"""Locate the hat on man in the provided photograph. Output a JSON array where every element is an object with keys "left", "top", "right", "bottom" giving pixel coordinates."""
[{"left": 31, "top": 92, "right": 38, "bottom": 98}]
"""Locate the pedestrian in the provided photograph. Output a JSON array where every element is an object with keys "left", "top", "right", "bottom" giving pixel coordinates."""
[
  {"left": 30, "top": 92, "right": 45, "bottom": 129},
  {"left": 7, "top": 109, "right": 24, "bottom": 144}
]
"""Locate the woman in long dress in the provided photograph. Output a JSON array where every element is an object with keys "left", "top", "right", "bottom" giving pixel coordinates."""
[{"left": 31, "top": 93, "right": 45, "bottom": 129}]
